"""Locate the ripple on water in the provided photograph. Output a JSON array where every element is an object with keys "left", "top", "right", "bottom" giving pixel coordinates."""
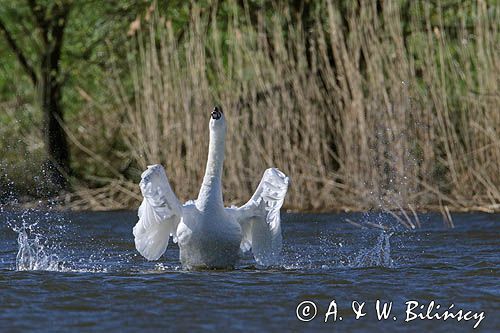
[{"left": 0, "top": 211, "right": 499, "bottom": 332}]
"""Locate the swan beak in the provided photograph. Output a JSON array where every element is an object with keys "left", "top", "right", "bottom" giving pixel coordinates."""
[{"left": 211, "top": 106, "right": 223, "bottom": 120}]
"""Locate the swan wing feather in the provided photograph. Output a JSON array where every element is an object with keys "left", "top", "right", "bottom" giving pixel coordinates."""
[
  {"left": 133, "top": 164, "right": 182, "bottom": 260},
  {"left": 233, "top": 168, "right": 289, "bottom": 266}
]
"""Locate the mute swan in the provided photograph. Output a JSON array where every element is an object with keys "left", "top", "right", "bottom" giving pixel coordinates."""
[{"left": 133, "top": 106, "right": 289, "bottom": 269}]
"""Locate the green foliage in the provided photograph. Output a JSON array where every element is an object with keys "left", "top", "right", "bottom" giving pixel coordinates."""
[{"left": 0, "top": 0, "right": 498, "bottom": 210}]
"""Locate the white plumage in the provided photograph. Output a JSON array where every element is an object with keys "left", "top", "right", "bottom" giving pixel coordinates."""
[{"left": 133, "top": 107, "right": 289, "bottom": 269}]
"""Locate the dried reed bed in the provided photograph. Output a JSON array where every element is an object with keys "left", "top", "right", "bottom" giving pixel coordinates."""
[{"left": 96, "top": 0, "right": 498, "bottom": 213}]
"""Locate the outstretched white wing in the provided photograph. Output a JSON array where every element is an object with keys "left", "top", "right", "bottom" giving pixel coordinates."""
[
  {"left": 133, "top": 164, "right": 182, "bottom": 260},
  {"left": 232, "top": 168, "right": 289, "bottom": 266}
]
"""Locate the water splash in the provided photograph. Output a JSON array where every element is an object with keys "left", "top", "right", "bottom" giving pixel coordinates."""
[
  {"left": 13, "top": 224, "right": 113, "bottom": 273},
  {"left": 352, "top": 232, "right": 394, "bottom": 268},
  {"left": 16, "top": 227, "right": 62, "bottom": 271},
  {"left": 153, "top": 263, "right": 182, "bottom": 271},
  {"left": 5, "top": 209, "right": 66, "bottom": 271},
  {"left": 6, "top": 210, "right": 113, "bottom": 273}
]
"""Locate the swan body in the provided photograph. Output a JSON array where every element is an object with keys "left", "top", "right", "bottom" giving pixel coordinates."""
[{"left": 133, "top": 106, "right": 289, "bottom": 269}]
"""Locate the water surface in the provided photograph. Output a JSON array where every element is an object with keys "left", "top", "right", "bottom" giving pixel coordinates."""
[{"left": 0, "top": 211, "right": 498, "bottom": 332}]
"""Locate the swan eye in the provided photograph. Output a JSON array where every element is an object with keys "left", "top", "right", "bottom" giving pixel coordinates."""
[{"left": 211, "top": 106, "right": 223, "bottom": 120}]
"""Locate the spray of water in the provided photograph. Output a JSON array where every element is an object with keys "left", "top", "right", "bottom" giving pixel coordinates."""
[
  {"left": 352, "top": 232, "right": 394, "bottom": 268},
  {"left": 16, "top": 228, "right": 61, "bottom": 271},
  {"left": 4, "top": 209, "right": 112, "bottom": 273},
  {"left": 6, "top": 210, "right": 66, "bottom": 271}
]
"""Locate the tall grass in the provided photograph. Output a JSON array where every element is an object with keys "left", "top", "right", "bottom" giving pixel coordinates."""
[{"left": 101, "top": 0, "right": 498, "bottom": 212}]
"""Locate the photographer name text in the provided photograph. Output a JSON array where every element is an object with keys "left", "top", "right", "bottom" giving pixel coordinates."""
[{"left": 296, "top": 300, "right": 485, "bottom": 329}]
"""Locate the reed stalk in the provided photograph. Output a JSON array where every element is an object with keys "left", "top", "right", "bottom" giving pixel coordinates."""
[{"left": 80, "top": 0, "right": 500, "bottom": 212}]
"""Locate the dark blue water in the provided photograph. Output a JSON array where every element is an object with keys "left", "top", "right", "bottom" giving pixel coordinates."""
[{"left": 0, "top": 210, "right": 498, "bottom": 332}]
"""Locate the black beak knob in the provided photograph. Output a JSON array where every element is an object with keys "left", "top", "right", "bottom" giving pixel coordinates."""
[{"left": 211, "top": 106, "right": 223, "bottom": 120}]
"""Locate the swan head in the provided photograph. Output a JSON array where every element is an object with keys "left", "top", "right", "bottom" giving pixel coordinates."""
[{"left": 210, "top": 106, "right": 226, "bottom": 133}]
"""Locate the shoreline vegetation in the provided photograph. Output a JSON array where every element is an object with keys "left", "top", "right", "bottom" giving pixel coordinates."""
[{"left": 0, "top": 1, "right": 499, "bottom": 214}]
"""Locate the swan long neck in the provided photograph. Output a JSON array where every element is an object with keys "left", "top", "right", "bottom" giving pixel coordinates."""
[{"left": 196, "top": 123, "right": 225, "bottom": 211}]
